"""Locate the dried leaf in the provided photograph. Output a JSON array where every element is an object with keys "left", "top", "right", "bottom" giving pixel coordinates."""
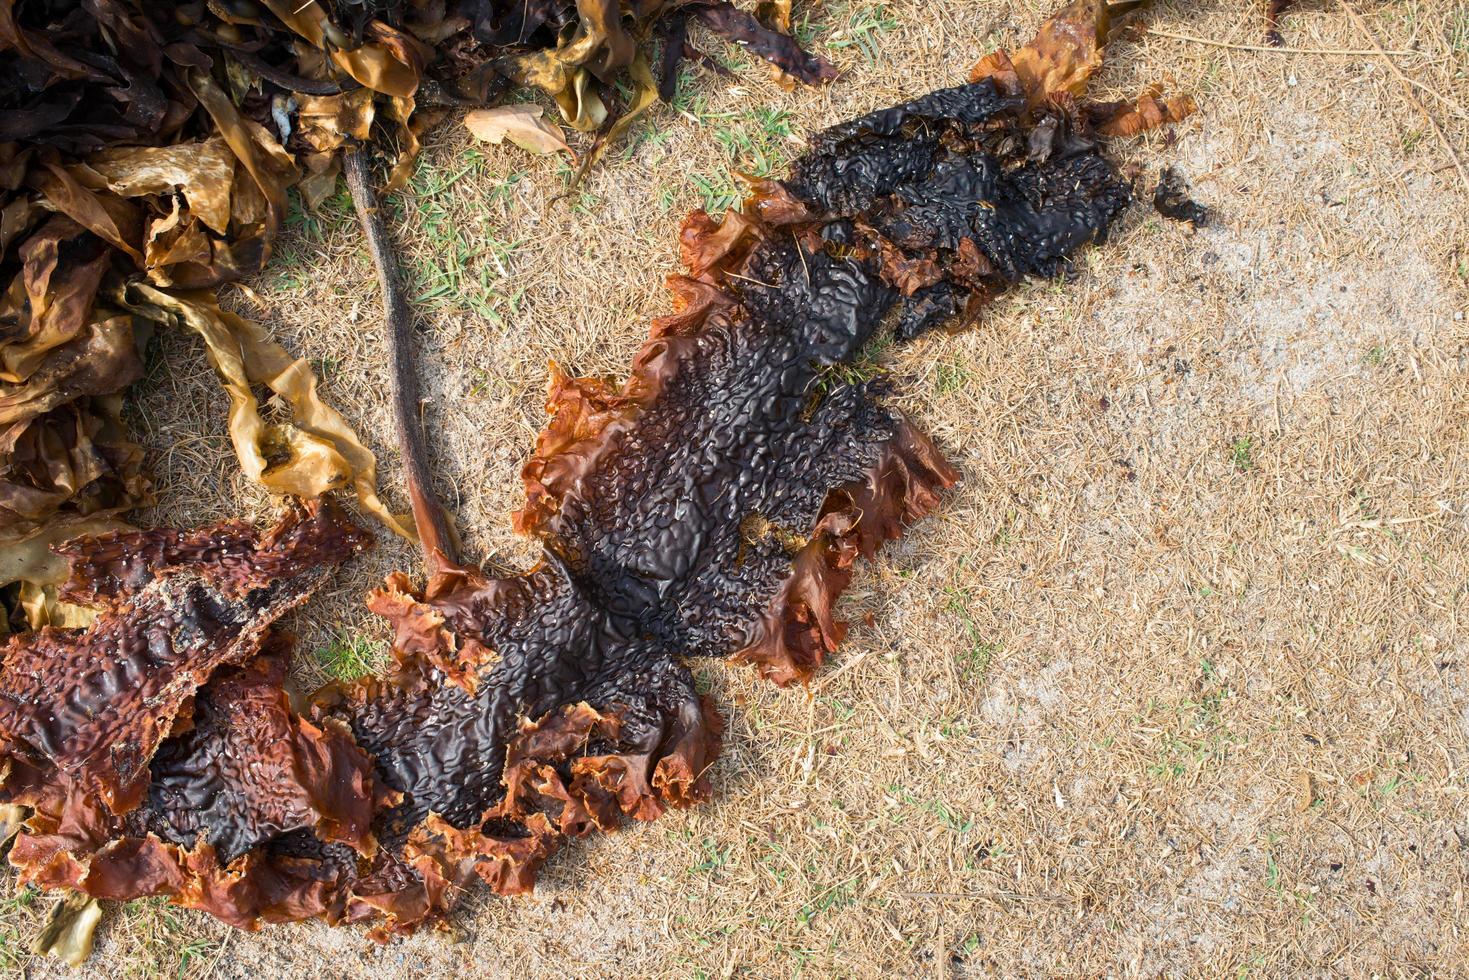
[{"left": 464, "top": 104, "right": 572, "bottom": 156}]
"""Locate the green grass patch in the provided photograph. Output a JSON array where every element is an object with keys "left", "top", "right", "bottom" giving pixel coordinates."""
[
  {"left": 1229, "top": 436, "right": 1254, "bottom": 472},
  {"left": 390, "top": 152, "right": 527, "bottom": 326},
  {"left": 935, "top": 359, "right": 970, "bottom": 395},
  {"left": 1144, "top": 665, "right": 1237, "bottom": 782},
  {"left": 943, "top": 584, "right": 1000, "bottom": 685},
  {"left": 823, "top": 3, "right": 899, "bottom": 65},
  {"left": 314, "top": 632, "right": 386, "bottom": 681},
  {"left": 688, "top": 837, "right": 732, "bottom": 875}
]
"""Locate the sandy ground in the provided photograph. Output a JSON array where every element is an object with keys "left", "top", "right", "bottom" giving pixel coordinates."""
[{"left": 6, "top": 0, "right": 1469, "bottom": 976}]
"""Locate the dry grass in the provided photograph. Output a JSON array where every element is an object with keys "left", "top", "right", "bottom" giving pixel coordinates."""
[{"left": 7, "top": 0, "right": 1469, "bottom": 975}]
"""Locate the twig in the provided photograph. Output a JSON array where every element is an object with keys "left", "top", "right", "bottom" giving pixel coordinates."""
[
  {"left": 343, "top": 147, "right": 459, "bottom": 575},
  {"left": 1407, "top": 75, "right": 1469, "bottom": 123},
  {"left": 897, "top": 889, "right": 1068, "bottom": 903},
  {"left": 1333, "top": 0, "right": 1469, "bottom": 199},
  {"left": 793, "top": 233, "right": 811, "bottom": 286},
  {"left": 722, "top": 271, "right": 776, "bottom": 288},
  {"left": 1145, "top": 27, "right": 1412, "bottom": 57}
]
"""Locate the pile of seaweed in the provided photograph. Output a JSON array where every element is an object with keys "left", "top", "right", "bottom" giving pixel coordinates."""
[
  {"left": 0, "top": 0, "right": 836, "bottom": 634},
  {"left": 0, "top": 0, "right": 1198, "bottom": 961}
]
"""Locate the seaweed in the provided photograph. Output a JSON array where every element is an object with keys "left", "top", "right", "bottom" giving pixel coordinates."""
[
  {"left": 1153, "top": 167, "right": 1211, "bottom": 226},
  {"left": 692, "top": 2, "right": 838, "bottom": 86},
  {"left": 0, "top": 0, "right": 833, "bottom": 623},
  {"left": 1266, "top": 0, "right": 1299, "bottom": 46},
  {"left": 310, "top": 76, "right": 1136, "bottom": 931},
  {"left": 0, "top": 502, "right": 376, "bottom": 934},
  {"left": 0, "top": 501, "right": 370, "bottom": 813},
  {"left": 1, "top": 0, "right": 1195, "bottom": 947}
]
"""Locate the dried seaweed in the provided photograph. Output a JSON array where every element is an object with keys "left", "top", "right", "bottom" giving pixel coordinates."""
[
  {"left": 1, "top": 0, "right": 1193, "bottom": 948},
  {"left": 0, "top": 501, "right": 376, "bottom": 929},
  {"left": 1093, "top": 90, "right": 1198, "bottom": 137},
  {"left": 0, "top": 501, "right": 369, "bottom": 811},
  {"left": 693, "top": 2, "right": 837, "bottom": 87},
  {"left": 0, "top": 1, "right": 395, "bottom": 605},
  {"left": 1266, "top": 0, "right": 1299, "bottom": 46},
  {"left": 969, "top": 0, "right": 1193, "bottom": 138},
  {"left": 1153, "top": 167, "right": 1210, "bottom": 226},
  {"left": 0, "top": 0, "right": 834, "bottom": 621}
]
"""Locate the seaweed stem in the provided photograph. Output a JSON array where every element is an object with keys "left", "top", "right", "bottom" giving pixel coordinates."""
[{"left": 343, "top": 147, "right": 458, "bottom": 574}]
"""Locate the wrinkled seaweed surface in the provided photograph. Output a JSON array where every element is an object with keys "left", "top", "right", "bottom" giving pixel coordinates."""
[{"left": 0, "top": 79, "right": 1130, "bottom": 937}]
